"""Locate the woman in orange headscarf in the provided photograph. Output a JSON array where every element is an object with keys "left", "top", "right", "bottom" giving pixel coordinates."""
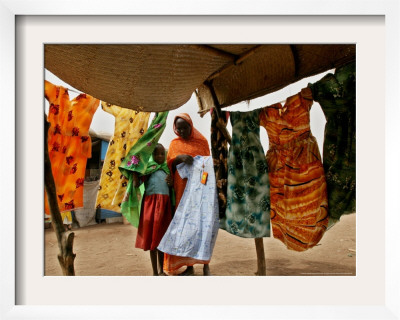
[{"left": 163, "top": 113, "right": 211, "bottom": 276}]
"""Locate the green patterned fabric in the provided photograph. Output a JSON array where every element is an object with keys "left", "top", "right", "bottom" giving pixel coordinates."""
[
  {"left": 308, "top": 62, "right": 356, "bottom": 223},
  {"left": 119, "top": 112, "right": 169, "bottom": 227},
  {"left": 221, "top": 109, "right": 271, "bottom": 238}
]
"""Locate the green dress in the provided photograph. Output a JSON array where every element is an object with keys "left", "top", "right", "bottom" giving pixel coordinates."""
[
  {"left": 119, "top": 112, "right": 169, "bottom": 227},
  {"left": 221, "top": 109, "right": 271, "bottom": 238},
  {"left": 308, "top": 61, "right": 356, "bottom": 223}
]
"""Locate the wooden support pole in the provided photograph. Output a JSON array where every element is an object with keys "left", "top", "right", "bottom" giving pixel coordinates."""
[
  {"left": 206, "top": 45, "right": 261, "bottom": 81},
  {"left": 44, "top": 114, "right": 76, "bottom": 276},
  {"left": 254, "top": 238, "right": 266, "bottom": 276},
  {"left": 204, "top": 81, "right": 232, "bottom": 144}
]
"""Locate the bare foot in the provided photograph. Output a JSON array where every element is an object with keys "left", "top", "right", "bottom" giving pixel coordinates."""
[
  {"left": 178, "top": 266, "right": 194, "bottom": 276},
  {"left": 203, "top": 264, "right": 211, "bottom": 276}
]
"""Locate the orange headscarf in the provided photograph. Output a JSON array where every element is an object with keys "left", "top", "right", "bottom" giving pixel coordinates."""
[
  {"left": 167, "top": 113, "right": 210, "bottom": 206},
  {"left": 167, "top": 113, "right": 210, "bottom": 168}
]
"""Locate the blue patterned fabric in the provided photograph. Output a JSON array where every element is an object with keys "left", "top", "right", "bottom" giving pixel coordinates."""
[
  {"left": 221, "top": 109, "right": 271, "bottom": 238},
  {"left": 157, "top": 156, "right": 219, "bottom": 261}
]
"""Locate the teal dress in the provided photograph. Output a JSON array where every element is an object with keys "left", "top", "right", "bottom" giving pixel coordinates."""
[
  {"left": 308, "top": 61, "right": 356, "bottom": 223},
  {"left": 221, "top": 109, "right": 270, "bottom": 238}
]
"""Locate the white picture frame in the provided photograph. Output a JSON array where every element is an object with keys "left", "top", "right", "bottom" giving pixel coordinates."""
[{"left": 1, "top": 1, "right": 399, "bottom": 319}]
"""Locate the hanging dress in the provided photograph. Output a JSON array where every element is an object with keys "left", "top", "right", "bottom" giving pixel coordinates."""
[
  {"left": 221, "top": 109, "right": 271, "bottom": 238},
  {"left": 95, "top": 102, "right": 150, "bottom": 212},
  {"left": 158, "top": 156, "right": 219, "bottom": 274},
  {"left": 44, "top": 80, "right": 99, "bottom": 213},
  {"left": 259, "top": 92, "right": 329, "bottom": 251},
  {"left": 308, "top": 62, "right": 356, "bottom": 223},
  {"left": 210, "top": 109, "right": 229, "bottom": 219}
]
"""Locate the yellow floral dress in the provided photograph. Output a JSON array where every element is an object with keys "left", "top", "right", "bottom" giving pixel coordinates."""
[{"left": 95, "top": 102, "right": 150, "bottom": 212}]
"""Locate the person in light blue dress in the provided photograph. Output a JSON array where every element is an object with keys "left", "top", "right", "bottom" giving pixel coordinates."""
[{"left": 158, "top": 155, "right": 219, "bottom": 273}]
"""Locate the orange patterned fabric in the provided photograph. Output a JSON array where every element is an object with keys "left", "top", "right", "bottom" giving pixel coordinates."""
[
  {"left": 45, "top": 80, "right": 99, "bottom": 213},
  {"left": 164, "top": 113, "right": 211, "bottom": 274},
  {"left": 259, "top": 92, "right": 328, "bottom": 251}
]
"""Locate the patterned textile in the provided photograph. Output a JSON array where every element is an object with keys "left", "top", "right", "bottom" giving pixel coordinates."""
[
  {"left": 210, "top": 109, "right": 229, "bottom": 219},
  {"left": 95, "top": 102, "right": 150, "bottom": 212},
  {"left": 44, "top": 80, "right": 99, "bottom": 213},
  {"left": 163, "top": 114, "right": 211, "bottom": 274},
  {"left": 119, "top": 112, "right": 169, "bottom": 227},
  {"left": 135, "top": 170, "right": 173, "bottom": 251},
  {"left": 308, "top": 62, "right": 356, "bottom": 222},
  {"left": 221, "top": 110, "right": 271, "bottom": 238},
  {"left": 158, "top": 156, "right": 219, "bottom": 270},
  {"left": 260, "top": 92, "right": 329, "bottom": 251}
]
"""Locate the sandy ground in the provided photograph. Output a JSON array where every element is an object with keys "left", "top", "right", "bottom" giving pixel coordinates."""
[{"left": 45, "top": 213, "right": 356, "bottom": 276}]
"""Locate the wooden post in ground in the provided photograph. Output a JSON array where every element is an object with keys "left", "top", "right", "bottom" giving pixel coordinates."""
[
  {"left": 254, "top": 238, "right": 266, "bottom": 276},
  {"left": 44, "top": 115, "right": 76, "bottom": 276}
]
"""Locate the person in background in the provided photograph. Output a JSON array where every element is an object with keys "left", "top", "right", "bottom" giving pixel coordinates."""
[{"left": 132, "top": 144, "right": 173, "bottom": 276}]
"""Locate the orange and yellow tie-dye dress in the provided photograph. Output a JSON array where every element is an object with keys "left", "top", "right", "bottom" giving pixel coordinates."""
[
  {"left": 259, "top": 92, "right": 329, "bottom": 251},
  {"left": 95, "top": 102, "right": 150, "bottom": 212},
  {"left": 44, "top": 80, "right": 99, "bottom": 213}
]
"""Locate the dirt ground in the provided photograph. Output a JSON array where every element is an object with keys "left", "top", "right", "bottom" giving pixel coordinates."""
[{"left": 45, "top": 213, "right": 356, "bottom": 276}]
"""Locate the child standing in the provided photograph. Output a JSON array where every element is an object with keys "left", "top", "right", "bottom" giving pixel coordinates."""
[{"left": 132, "top": 144, "right": 173, "bottom": 276}]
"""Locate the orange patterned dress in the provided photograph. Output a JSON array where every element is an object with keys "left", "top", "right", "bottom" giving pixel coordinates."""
[
  {"left": 259, "top": 92, "right": 328, "bottom": 251},
  {"left": 45, "top": 80, "right": 99, "bottom": 213}
]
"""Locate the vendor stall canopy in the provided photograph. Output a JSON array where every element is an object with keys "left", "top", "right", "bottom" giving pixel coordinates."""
[{"left": 45, "top": 44, "right": 355, "bottom": 112}]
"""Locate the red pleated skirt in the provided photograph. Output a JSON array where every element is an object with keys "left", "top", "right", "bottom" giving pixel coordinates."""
[{"left": 135, "top": 194, "right": 172, "bottom": 251}]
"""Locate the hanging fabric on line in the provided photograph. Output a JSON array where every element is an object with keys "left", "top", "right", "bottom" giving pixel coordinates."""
[
  {"left": 118, "top": 111, "right": 170, "bottom": 228},
  {"left": 260, "top": 91, "right": 329, "bottom": 251},
  {"left": 44, "top": 80, "right": 99, "bottom": 213},
  {"left": 210, "top": 109, "right": 229, "bottom": 219},
  {"left": 95, "top": 102, "right": 150, "bottom": 213},
  {"left": 308, "top": 61, "right": 356, "bottom": 224},
  {"left": 222, "top": 109, "right": 271, "bottom": 238}
]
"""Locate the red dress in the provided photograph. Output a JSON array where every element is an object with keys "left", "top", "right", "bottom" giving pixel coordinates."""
[{"left": 135, "top": 170, "right": 172, "bottom": 251}]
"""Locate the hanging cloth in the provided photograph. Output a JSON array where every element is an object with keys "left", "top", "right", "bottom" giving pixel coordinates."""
[
  {"left": 260, "top": 92, "right": 328, "bottom": 251},
  {"left": 222, "top": 109, "right": 271, "bottom": 238},
  {"left": 308, "top": 61, "right": 356, "bottom": 223},
  {"left": 119, "top": 112, "right": 169, "bottom": 227},
  {"left": 44, "top": 80, "right": 99, "bottom": 213},
  {"left": 95, "top": 102, "right": 150, "bottom": 212},
  {"left": 210, "top": 109, "right": 229, "bottom": 219}
]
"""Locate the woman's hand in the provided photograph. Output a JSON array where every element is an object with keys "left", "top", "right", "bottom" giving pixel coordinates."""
[
  {"left": 165, "top": 174, "right": 173, "bottom": 187},
  {"left": 172, "top": 154, "right": 194, "bottom": 172},
  {"left": 177, "top": 154, "right": 194, "bottom": 165}
]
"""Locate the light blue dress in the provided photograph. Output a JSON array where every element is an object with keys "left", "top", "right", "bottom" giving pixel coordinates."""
[{"left": 157, "top": 156, "right": 219, "bottom": 261}]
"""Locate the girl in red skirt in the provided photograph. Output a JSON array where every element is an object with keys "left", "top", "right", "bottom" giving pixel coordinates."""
[{"left": 132, "top": 144, "right": 173, "bottom": 275}]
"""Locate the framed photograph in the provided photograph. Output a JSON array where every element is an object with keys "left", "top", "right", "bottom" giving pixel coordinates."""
[{"left": 1, "top": 1, "right": 399, "bottom": 319}]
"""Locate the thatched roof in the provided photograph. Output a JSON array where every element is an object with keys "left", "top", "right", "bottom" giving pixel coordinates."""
[{"left": 45, "top": 44, "right": 355, "bottom": 112}]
